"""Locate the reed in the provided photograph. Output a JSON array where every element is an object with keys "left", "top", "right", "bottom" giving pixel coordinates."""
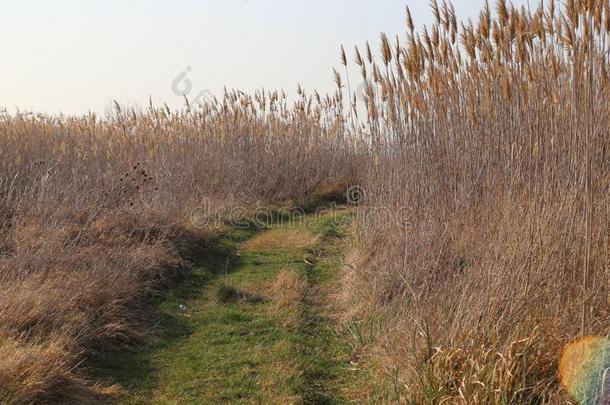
[{"left": 336, "top": 0, "right": 610, "bottom": 402}]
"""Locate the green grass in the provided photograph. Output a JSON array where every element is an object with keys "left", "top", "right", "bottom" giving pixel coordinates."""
[{"left": 90, "top": 207, "right": 358, "bottom": 404}]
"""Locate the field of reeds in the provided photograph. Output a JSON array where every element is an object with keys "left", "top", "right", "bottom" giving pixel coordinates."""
[
  {"left": 338, "top": 0, "right": 610, "bottom": 402},
  {"left": 0, "top": 0, "right": 609, "bottom": 403},
  {"left": 0, "top": 95, "right": 361, "bottom": 402}
]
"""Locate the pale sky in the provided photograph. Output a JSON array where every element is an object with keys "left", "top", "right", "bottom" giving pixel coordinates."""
[{"left": 0, "top": 0, "right": 528, "bottom": 115}]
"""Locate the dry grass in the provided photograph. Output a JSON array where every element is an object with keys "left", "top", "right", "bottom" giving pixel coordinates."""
[
  {"left": 269, "top": 269, "right": 309, "bottom": 328},
  {"left": 1, "top": 0, "right": 609, "bottom": 403},
  {"left": 335, "top": 0, "right": 610, "bottom": 402}
]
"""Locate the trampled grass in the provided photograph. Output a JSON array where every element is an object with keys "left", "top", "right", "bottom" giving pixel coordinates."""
[{"left": 91, "top": 208, "right": 358, "bottom": 404}]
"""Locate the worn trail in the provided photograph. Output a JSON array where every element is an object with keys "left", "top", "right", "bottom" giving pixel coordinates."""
[{"left": 94, "top": 208, "right": 356, "bottom": 404}]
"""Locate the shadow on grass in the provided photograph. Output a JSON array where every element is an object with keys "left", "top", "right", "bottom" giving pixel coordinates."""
[{"left": 86, "top": 225, "right": 262, "bottom": 398}]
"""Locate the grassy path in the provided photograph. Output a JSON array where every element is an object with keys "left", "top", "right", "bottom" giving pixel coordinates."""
[{"left": 93, "top": 208, "right": 355, "bottom": 404}]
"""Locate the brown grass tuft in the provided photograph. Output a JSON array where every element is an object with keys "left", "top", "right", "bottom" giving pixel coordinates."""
[{"left": 269, "top": 269, "right": 308, "bottom": 328}]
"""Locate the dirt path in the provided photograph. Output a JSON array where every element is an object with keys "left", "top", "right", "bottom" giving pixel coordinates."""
[{"left": 93, "top": 207, "right": 356, "bottom": 404}]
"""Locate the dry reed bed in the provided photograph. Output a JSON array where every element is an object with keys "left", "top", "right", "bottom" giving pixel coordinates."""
[
  {"left": 0, "top": 0, "right": 609, "bottom": 402},
  {"left": 336, "top": 0, "right": 610, "bottom": 402}
]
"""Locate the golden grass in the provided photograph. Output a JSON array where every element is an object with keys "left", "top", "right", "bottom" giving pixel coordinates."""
[{"left": 269, "top": 269, "right": 308, "bottom": 328}]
